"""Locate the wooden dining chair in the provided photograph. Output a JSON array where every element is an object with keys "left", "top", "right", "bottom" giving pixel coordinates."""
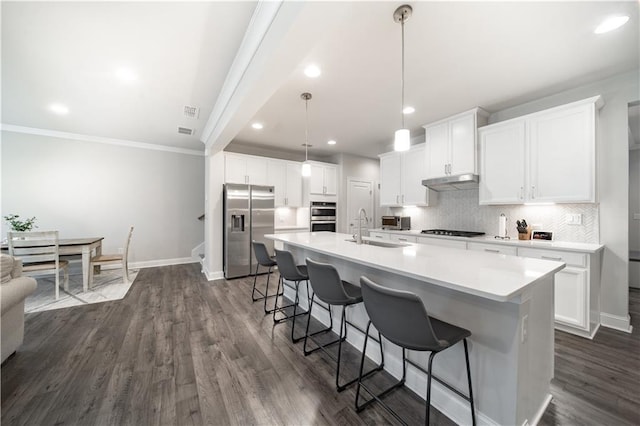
[
  {"left": 7, "top": 230, "right": 70, "bottom": 300},
  {"left": 89, "top": 226, "right": 134, "bottom": 287}
]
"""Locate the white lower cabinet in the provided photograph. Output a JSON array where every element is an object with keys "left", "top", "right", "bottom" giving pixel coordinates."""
[
  {"left": 518, "top": 247, "right": 599, "bottom": 338},
  {"left": 368, "top": 231, "right": 387, "bottom": 240}
]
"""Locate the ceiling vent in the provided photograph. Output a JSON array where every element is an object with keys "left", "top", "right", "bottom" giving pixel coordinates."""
[
  {"left": 183, "top": 105, "right": 200, "bottom": 119},
  {"left": 177, "top": 126, "right": 194, "bottom": 136}
]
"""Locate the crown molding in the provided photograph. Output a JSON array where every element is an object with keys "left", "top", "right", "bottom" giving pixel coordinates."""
[{"left": 1, "top": 124, "right": 205, "bottom": 157}]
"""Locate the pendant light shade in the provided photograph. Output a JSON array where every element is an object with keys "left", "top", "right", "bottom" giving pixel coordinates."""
[
  {"left": 394, "top": 128, "right": 410, "bottom": 151},
  {"left": 301, "top": 92, "right": 312, "bottom": 177},
  {"left": 301, "top": 162, "right": 311, "bottom": 177},
  {"left": 393, "top": 5, "right": 412, "bottom": 152}
]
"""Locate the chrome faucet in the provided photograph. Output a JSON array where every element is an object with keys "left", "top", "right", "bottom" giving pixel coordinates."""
[{"left": 356, "top": 208, "right": 368, "bottom": 245}]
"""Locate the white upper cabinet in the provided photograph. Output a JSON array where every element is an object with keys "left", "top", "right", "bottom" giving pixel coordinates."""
[
  {"left": 423, "top": 108, "right": 488, "bottom": 179},
  {"left": 224, "top": 152, "right": 268, "bottom": 185},
  {"left": 267, "top": 159, "right": 303, "bottom": 207},
  {"left": 380, "top": 144, "right": 434, "bottom": 207},
  {"left": 309, "top": 162, "right": 337, "bottom": 196},
  {"left": 479, "top": 121, "right": 527, "bottom": 204},
  {"left": 479, "top": 96, "right": 601, "bottom": 205}
]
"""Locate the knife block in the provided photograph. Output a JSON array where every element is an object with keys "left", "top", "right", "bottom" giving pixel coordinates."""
[{"left": 518, "top": 227, "right": 532, "bottom": 240}]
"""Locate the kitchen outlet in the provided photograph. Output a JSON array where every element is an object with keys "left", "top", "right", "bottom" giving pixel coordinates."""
[
  {"left": 566, "top": 213, "right": 582, "bottom": 225},
  {"left": 521, "top": 314, "right": 528, "bottom": 343}
]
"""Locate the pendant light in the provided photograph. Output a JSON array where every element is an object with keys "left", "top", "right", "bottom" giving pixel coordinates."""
[
  {"left": 301, "top": 92, "right": 312, "bottom": 177},
  {"left": 393, "top": 5, "right": 412, "bottom": 152}
]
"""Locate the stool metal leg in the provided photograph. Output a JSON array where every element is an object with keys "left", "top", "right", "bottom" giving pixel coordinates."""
[
  {"left": 303, "top": 295, "right": 336, "bottom": 356},
  {"left": 272, "top": 276, "right": 308, "bottom": 328},
  {"left": 425, "top": 351, "right": 437, "bottom": 425},
  {"left": 464, "top": 338, "right": 476, "bottom": 426}
]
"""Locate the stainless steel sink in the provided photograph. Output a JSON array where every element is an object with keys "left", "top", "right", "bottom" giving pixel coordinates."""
[{"left": 344, "top": 238, "right": 411, "bottom": 248}]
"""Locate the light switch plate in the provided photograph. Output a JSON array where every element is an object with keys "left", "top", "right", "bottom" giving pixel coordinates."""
[{"left": 566, "top": 213, "right": 582, "bottom": 225}]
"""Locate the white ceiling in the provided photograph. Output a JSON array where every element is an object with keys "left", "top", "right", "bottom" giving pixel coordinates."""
[{"left": 2, "top": 2, "right": 639, "bottom": 158}]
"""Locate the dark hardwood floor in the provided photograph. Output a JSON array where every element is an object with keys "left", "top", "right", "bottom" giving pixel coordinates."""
[{"left": 1, "top": 263, "right": 639, "bottom": 425}]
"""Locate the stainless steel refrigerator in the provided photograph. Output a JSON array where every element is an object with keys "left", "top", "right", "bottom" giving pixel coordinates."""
[{"left": 223, "top": 184, "right": 275, "bottom": 279}]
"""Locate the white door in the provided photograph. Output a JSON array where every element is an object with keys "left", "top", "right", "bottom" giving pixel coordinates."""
[{"left": 347, "top": 178, "right": 374, "bottom": 236}]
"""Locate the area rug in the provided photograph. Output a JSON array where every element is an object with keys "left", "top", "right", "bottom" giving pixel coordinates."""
[{"left": 25, "top": 264, "right": 138, "bottom": 313}]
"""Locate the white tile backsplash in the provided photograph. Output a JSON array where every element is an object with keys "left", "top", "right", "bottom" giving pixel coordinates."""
[{"left": 389, "top": 190, "right": 599, "bottom": 243}]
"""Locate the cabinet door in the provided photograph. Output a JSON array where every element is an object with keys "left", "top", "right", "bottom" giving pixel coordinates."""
[
  {"left": 225, "top": 154, "right": 248, "bottom": 184},
  {"left": 449, "top": 113, "right": 476, "bottom": 175},
  {"left": 323, "top": 165, "right": 337, "bottom": 196},
  {"left": 380, "top": 153, "right": 402, "bottom": 206},
  {"left": 369, "top": 232, "right": 389, "bottom": 240},
  {"left": 267, "top": 159, "right": 287, "bottom": 206},
  {"left": 285, "top": 162, "right": 303, "bottom": 207},
  {"left": 424, "top": 122, "right": 449, "bottom": 179},
  {"left": 528, "top": 103, "right": 595, "bottom": 202},
  {"left": 402, "top": 145, "right": 429, "bottom": 206},
  {"left": 246, "top": 156, "right": 268, "bottom": 185},
  {"left": 479, "top": 121, "right": 526, "bottom": 204},
  {"left": 554, "top": 267, "right": 588, "bottom": 329},
  {"left": 309, "top": 164, "right": 325, "bottom": 195}
]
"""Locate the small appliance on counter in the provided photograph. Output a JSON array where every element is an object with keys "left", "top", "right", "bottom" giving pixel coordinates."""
[{"left": 382, "top": 216, "right": 411, "bottom": 230}]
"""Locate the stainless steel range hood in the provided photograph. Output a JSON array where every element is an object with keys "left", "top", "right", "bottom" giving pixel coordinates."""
[{"left": 421, "top": 174, "right": 479, "bottom": 191}]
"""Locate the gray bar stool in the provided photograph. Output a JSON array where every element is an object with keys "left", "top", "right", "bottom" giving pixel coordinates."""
[
  {"left": 273, "top": 249, "right": 312, "bottom": 343},
  {"left": 356, "top": 276, "right": 476, "bottom": 426},
  {"left": 304, "top": 258, "right": 384, "bottom": 392},
  {"left": 251, "top": 241, "right": 283, "bottom": 314}
]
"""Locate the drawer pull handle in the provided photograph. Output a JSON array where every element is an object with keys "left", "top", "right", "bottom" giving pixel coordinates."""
[
  {"left": 398, "top": 238, "right": 408, "bottom": 241},
  {"left": 375, "top": 235, "right": 383, "bottom": 239},
  {"left": 542, "top": 255, "right": 562, "bottom": 261},
  {"left": 484, "top": 249, "right": 500, "bottom": 253}
]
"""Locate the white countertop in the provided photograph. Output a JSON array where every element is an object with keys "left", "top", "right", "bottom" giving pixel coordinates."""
[
  {"left": 266, "top": 232, "right": 565, "bottom": 303},
  {"left": 370, "top": 228, "right": 604, "bottom": 253}
]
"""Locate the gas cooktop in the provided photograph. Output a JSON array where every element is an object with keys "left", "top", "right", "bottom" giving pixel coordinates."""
[{"left": 421, "top": 229, "right": 486, "bottom": 238}]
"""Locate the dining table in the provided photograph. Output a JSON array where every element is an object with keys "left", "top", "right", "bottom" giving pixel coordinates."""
[{"left": 3, "top": 236, "right": 104, "bottom": 293}]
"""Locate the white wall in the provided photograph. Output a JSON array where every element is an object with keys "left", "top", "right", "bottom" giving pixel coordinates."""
[
  {"left": 489, "top": 70, "right": 639, "bottom": 332},
  {"left": 203, "top": 150, "right": 224, "bottom": 280},
  {"left": 1, "top": 131, "right": 205, "bottom": 267}
]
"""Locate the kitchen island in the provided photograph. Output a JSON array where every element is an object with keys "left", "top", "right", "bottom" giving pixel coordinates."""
[{"left": 266, "top": 232, "right": 565, "bottom": 426}]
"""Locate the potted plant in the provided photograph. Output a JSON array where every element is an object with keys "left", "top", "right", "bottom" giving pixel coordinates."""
[{"left": 4, "top": 214, "right": 38, "bottom": 232}]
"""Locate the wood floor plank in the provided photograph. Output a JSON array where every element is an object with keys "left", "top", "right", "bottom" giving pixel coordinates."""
[{"left": 2, "top": 264, "right": 638, "bottom": 426}]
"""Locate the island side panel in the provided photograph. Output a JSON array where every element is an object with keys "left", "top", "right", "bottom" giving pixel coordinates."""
[{"left": 283, "top": 243, "right": 554, "bottom": 426}]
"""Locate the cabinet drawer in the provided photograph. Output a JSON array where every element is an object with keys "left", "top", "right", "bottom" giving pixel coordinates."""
[
  {"left": 517, "top": 248, "right": 587, "bottom": 267},
  {"left": 369, "top": 232, "right": 388, "bottom": 240},
  {"left": 388, "top": 234, "right": 417, "bottom": 243},
  {"left": 467, "top": 242, "right": 517, "bottom": 256},
  {"left": 416, "top": 236, "right": 467, "bottom": 249}
]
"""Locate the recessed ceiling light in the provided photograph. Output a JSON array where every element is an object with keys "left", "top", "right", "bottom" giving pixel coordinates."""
[
  {"left": 403, "top": 106, "right": 415, "bottom": 114},
  {"left": 304, "top": 64, "right": 321, "bottom": 78},
  {"left": 49, "top": 103, "right": 69, "bottom": 115},
  {"left": 251, "top": 122, "right": 264, "bottom": 130},
  {"left": 594, "top": 15, "right": 629, "bottom": 34},
  {"left": 327, "top": 140, "right": 336, "bottom": 145},
  {"left": 115, "top": 67, "right": 137, "bottom": 82}
]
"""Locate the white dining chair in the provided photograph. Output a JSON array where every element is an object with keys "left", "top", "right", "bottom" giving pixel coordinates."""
[
  {"left": 7, "top": 230, "right": 69, "bottom": 300},
  {"left": 88, "top": 226, "right": 134, "bottom": 287}
]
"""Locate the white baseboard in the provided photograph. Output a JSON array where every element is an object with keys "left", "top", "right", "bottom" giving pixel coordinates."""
[
  {"left": 600, "top": 312, "right": 633, "bottom": 333},
  {"left": 130, "top": 257, "right": 196, "bottom": 269},
  {"left": 202, "top": 264, "right": 224, "bottom": 281},
  {"left": 191, "top": 242, "right": 205, "bottom": 261}
]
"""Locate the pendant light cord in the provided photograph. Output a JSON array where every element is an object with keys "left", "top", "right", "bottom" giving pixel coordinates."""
[
  {"left": 401, "top": 11, "right": 405, "bottom": 130},
  {"left": 305, "top": 97, "right": 309, "bottom": 161}
]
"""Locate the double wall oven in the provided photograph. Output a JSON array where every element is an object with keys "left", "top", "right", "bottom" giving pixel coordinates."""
[{"left": 310, "top": 201, "right": 336, "bottom": 232}]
